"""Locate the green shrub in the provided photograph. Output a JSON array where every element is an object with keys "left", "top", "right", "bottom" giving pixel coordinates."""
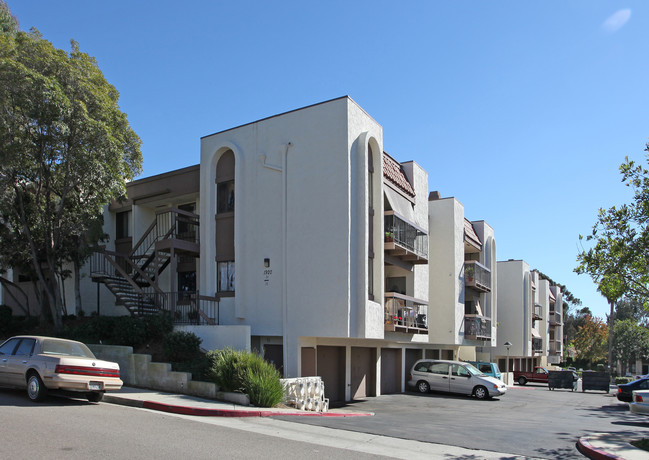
[
  {"left": 163, "top": 331, "right": 202, "bottom": 363},
  {"left": 61, "top": 313, "right": 173, "bottom": 348},
  {"left": 206, "top": 348, "right": 247, "bottom": 392},
  {"left": 244, "top": 363, "right": 285, "bottom": 408},
  {"left": 142, "top": 312, "right": 173, "bottom": 341},
  {"left": 616, "top": 377, "right": 634, "bottom": 385},
  {"left": 172, "top": 354, "right": 211, "bottom": 381},
  {"left": 110, "top": 316, "right": 147, "bottom": 346},
  {"left": 205, "top": 348, "right": 284, "bottom": 407}
]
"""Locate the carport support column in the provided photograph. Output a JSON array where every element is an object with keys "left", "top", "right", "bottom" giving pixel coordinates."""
[
  {"left": 376, "top": 347, "right": 382, "bottom": 396},
  {"left": 401, "top": 348, "right": 407, "bottom": 393},
  {"left": 345, "top": 346, "right": 352, "bottom": 401}
]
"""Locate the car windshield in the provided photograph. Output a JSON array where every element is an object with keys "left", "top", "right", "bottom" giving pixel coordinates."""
[
  {"left": 465, "top": 363, "right": 485, "bottom": 376},
  {"left": 41, "top": 339, "right": 95, "bottom": 358}
]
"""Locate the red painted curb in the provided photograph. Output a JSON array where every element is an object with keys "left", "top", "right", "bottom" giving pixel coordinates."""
[
  {"left": 141, "top": 400, "right": 372, "bottom": 418},
  {"left": 576, "top": 437, "right": 624, "bottom": 460}
]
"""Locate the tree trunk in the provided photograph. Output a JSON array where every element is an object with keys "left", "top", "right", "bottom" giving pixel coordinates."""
[
  {"left": 74, "top": 260, "right": 82, "bottom": 316},
  {"left": 608, "top": 299, "right": 615, "bottom": 374}
]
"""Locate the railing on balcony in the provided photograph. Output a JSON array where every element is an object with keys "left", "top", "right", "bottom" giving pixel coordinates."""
[
  {"left": 464, "top": 314, "right": 492, "bottom": 340},
  {"left": 384, "top": 292, "right": 428, "bottom": 334},
  {"left": 532, "top": 337, "right": 543, "bottom": 353},
  {"left": 131, "top": 207, "right": 200, "bottom": 260},
  {"left": 160, "top": 291, "right": 219, "bottom": 325},
  {"left": 464, "top": 260, "right": 491, "bottom": 292},
  {"left": 533, "top": 303, "right": 542, "bottom": 320},
  {"left": 549, "top": 310, "right": 563, "bottom": 326},
  {"left": 384, "top": 212, "right": 428, "bottom": 264}
]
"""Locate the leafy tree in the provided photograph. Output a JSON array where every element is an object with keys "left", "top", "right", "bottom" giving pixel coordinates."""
[
  {"left": 0, "top": 0, "right": 18, "bottom": 36},
  {"left": 0, "top": 15, "right": 142, "bottom": 330},
  {"left": 612, "top": 319, "right": 649, "bottom": 376},
  {"left": 615, "top": 297, "right": 648, "bottom": 326},
  {"left": 576, "top": 145, "right": 649, "bottom": 368},
  {"left": 564, "top": 306, "right": 592, "bottom": 347},
  {"left": 573, "top": 315, "right": 608, "bottom": 367}
]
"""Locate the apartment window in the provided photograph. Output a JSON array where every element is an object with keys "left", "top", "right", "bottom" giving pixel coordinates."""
[
  {"left": 218, "top": 261, "right": 235, "bottom": 292},
  {"left": 368, "top": 144, "right": 375, "bottom": 299},
  {"left": 216, "top": 150, "right": 235, "bottom": 294},
  {"left": 386, "top": 277, "right": 406, "bottom": 295},
  {"left": 217, "top": 180, "right": 234, "bottom": 214},
  {"left": 116, "top": 211, "right": 131, "bottom": 239}
]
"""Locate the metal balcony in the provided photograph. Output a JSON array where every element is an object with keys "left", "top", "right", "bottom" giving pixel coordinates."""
[
  {"left": 464, "top": 314, "right": 492, "bottom": 340},
  {"left": 384, "top": 212, "right": 428, "bottom": 265},
  {"left": 464, "top": 260, "right": 491, "bottom": 292},
  {"left": 549, "top": 311, "right": 563, "bottom": 326},
  {"left": 384, "top": 292, "right": 428, "bottom": 334}
]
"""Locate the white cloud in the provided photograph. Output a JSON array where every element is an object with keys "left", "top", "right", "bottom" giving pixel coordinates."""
[{"left": 602, "top": 9, "right": 631, "bottom": 33}]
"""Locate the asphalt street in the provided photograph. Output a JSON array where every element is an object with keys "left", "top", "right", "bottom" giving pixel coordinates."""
[
  {"left": 274, "top": 384, "right": 649, "bottom": 459},
  {"left": 0, "top": 389, "right": 390, "bottom": 460}
]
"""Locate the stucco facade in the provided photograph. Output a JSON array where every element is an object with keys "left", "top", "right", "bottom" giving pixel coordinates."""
[
  {"left": 495, "top": 260, "right": 563, "bottom": 371},
  {"left": 427, "top": 195, "right": 497, "bottom": 362},
  {"left": 3, "top": 97, "right": 512, "bottom": 402}
]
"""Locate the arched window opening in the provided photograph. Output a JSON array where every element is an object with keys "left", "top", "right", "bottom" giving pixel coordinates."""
[{"left": 216, "top": 150, "right": 235, "bottom": 294}]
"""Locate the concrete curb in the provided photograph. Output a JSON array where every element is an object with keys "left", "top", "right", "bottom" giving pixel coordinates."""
[
  {"left": 104, "top": 394, "right": 373, "bottom": 418},
  {"left": 576, "top": 437, "right": 624, "bottom": 460}
]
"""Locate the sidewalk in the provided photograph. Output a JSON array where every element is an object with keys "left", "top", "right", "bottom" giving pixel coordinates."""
[
  {"left": 577, "top": 434, "right": 649, "bottom": 460},
  {"left": 103, "top": 386, "right": 374, "bottom": 417}
]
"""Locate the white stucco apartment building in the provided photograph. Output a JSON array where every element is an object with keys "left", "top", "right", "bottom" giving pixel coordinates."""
[
  {"left": 494, "top": 260, "right": 563, "bottom": 373},
  {"left": 3, "top": 97, "right": 503, "bottom": 402},
  {"left": 427, "top": 194, "right": 497, "bottom": 363}
]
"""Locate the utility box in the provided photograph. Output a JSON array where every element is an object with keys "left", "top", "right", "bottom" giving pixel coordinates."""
[
  {"left": 581, "top": 371, "right": 610, "bottom": 393},
  {"left": 548, "top": 371, "right": 577, "bottom": 391}
]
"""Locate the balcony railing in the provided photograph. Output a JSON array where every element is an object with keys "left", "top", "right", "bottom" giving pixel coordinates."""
[
  {"left": 384, "top": 292, "right": 428, "bottom": 334},
  {"left": 131, "top": 207, "right": 200, "bottom": 260},
  {"left": 549, "top": 311, "right": 563, "bottom": 326},
  {"left": 464, "top": 260, "right": 491, "bottom": 292},
  {"left": 533, "top": 303, "right": 542, "bottom": 320},
  {"left": 160, "top": 291, "right": 219, "bottom": 325},
  {"left": 532, "top": 337, "right": 543, "bottom": 353},
  {"left": 464, "top": 314, "right": 492, "bottom": 340},
  {"left": 384, "top": 212, "right": 428, "bottom": 264}
]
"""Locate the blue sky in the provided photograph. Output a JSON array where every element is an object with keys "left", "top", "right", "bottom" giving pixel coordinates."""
[{"left": 7, "top": 1, "right": 648, "bottom": 320}]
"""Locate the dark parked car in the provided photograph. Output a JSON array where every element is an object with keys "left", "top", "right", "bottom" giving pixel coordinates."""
[{"left": 617, "top": 378, "right": 649, "bottom": 402}]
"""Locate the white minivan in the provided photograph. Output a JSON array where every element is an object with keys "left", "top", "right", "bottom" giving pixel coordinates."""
[{"left": 408, "top": 359, "right": 507, "bottom": 400}]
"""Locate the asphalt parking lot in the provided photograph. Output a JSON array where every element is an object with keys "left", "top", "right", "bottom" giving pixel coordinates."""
[{"left": 276, "top": 383, "right": 649, "bottom": 459}]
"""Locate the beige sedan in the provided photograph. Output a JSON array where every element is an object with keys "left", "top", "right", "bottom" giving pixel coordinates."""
[{"left": 0, "top": 335, "right": 122, "bottom": 402}]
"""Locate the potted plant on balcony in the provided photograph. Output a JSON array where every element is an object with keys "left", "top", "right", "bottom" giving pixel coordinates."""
[
  {"left": 385, "top": 231, "right": 394, "bottom": 242},
  {"left": 465, "top": 264, "right": 475, "bottom": 282}
]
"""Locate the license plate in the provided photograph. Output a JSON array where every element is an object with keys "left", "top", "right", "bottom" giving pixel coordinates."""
[{"left": 89, "top": 382, "right": 102, "bottom": 391}]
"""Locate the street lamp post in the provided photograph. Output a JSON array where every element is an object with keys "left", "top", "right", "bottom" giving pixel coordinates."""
[{"left": 504, "top": 341, "right": 512, "bottom": 385}]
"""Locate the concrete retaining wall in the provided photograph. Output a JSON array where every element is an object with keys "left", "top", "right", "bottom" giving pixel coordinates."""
[{"left": 89, "top": 344, "right": 250, "bottom": 405}]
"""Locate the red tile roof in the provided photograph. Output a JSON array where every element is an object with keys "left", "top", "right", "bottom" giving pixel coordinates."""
[
  {"left": 464, "top": 219, "right": 482, "bottom": 249},
  {"left": 383, "top": 153, "right": 415, "bottom": 197}
]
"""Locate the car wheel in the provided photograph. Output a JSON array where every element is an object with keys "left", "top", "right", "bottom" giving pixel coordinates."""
[
  {"left": 26, "top": 373, "right": 47, "bottom": 402},
  {"left": 474, "top": 385, "right": 489, "bottom": 400},
  {"left": 87, "top": 392, "right": 103, "bottom": 403},
  {"left": 417, "top": 381, "right": 430, "bottom": 393},
  {"left": 518, "top": 377, "right": 527, "bottom": 386}
]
